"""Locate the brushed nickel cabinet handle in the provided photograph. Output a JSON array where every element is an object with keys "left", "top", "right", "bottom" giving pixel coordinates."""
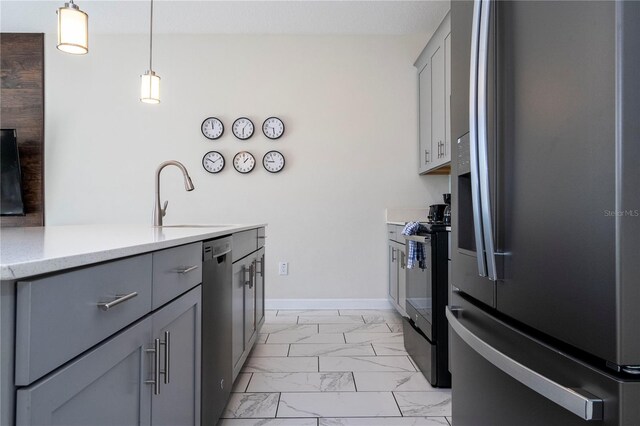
[
  {"left": 163, "top": 331, "right": 170, "bottom": 384},
  {"left": 97, "top": 292, "right": 138, "bottom": 311},
  {"left": 243, "top": 264, "right": 254, "bottom": 289},
  {"left": 174, "top": 265, "right": 199, "bottom": 274},
  {"left": 256, "top": 256, "right": 264, "bottom": 277},
  {"left": 145, "top": 338, "right": 161, "bottom": 395}
]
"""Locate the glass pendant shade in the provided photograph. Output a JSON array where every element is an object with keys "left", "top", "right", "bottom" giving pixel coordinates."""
[
  {"left": 57, "top": 2, "right": 88, "bottom": 55},
  {"left": 140, "top": 70, "right": 161, "bottom": 104}
]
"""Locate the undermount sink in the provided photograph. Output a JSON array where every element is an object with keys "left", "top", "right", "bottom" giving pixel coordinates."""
[{"left": 159, "top": 224, "right": 234, "bottom": 228}]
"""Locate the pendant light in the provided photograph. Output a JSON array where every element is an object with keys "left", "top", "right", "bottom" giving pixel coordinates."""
[
  {"left": 140, "top": 0, "right": 160, "bottom": 104},
  {"left": 56, "top": 0, "right": 88, "bottom": 55}
]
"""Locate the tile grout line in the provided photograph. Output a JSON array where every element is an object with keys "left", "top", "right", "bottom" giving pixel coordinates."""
[
  {"left": 446, "top": 416, "right": 453, "bottom": 426},
  {"left": 391, "top": 391, "right": 404, "bottom": 417},
  {"left": 352, "top": 371, "right": 358, "bottom": 392},
  {"left": 243, "top": 373, "right": 253, "bottom": 392},
  {"left": 371, "top": 343, "right": 377, "bottom": 356},
  {"left": 286, "top": 343, "right": 291, "bottom": 357},
  {"left": 274, "top": 392, "right": 282, "bottom": 418}
]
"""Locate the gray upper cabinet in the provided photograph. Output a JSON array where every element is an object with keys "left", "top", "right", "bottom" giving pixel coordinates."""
[
  {"left": 416, "top": 11, "right": 451, "bottom": 174},
  {"left": 16, "top": 316, "right": 153, "bottom": 426},
  {"left": 151, "top": 286, "right": 201, "bottom": 426},
  {"left": 418, "top": 61, "right": 433, "bottom": 171}
]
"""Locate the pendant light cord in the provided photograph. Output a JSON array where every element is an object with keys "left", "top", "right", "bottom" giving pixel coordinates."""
[{"left": 149, "top": 0, "right": 154, "bottom": 71}]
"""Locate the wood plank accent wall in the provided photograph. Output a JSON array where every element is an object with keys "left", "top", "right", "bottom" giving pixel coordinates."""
[{"left": 1, "top": 33, "right": 45, "bottom": 227}]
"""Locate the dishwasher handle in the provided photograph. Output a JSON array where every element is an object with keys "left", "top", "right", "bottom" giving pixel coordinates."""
[{"left": 446, "top": 307, "right": 603, "bottom": 421}]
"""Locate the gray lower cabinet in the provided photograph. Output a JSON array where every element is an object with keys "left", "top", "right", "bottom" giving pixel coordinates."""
[
  {"left": 231, "top": 230, "right": 266, "bottom": 380},
  {"left": 387, "top": 225, "right": 407, "bottom": 316},
  {"left": 255, "top": 247, "right": 265, "bottom": 330},
  {"left": 16, "top": 287, "right": 201, "bottom": 426},
  {"left": 150, "top": 286, "right": 201, "bottom": 426},
  {"left": 388, "top": 242, "right": 399, "bottom": 304},
  {"left": 16, "top": 316, "right": 153, "bottom": 426}
]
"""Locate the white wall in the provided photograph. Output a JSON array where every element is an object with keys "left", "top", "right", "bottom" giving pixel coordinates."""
[{"left": 44, "top": 34, "right": 448, "bottom": 303}]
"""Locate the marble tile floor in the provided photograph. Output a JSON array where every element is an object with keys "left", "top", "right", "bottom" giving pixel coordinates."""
[{"left": 218, "top": 309, "right": 452, "bottom": 426}]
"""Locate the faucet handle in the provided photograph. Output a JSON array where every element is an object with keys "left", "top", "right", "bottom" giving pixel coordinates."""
[{"left": 162, "top": 200, "right": 168, "bottom": 217}]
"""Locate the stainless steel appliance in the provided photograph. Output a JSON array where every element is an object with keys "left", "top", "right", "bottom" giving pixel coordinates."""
[
  {"left": 403, "top": 223, "right": 451, "bottom": 388},
  {"left": 201, "top": 237, "right": 232, "bottom": 425},
  {"left": 449, "top": 1, "right": 640, "bottom": 425},
  {"left": 427, "top": 204, "right": 448, "bottom": 224}
]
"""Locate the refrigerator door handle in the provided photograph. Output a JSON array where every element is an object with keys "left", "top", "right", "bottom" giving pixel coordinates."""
[
  {"left": 469, "top": 0, "right": 488, "bottom": 278},
  {"left": 446, "top": 307, "right": 604, "bottom": 421},
  {"left": 477, "top": 0, "right": 499, "bottom": 281}
]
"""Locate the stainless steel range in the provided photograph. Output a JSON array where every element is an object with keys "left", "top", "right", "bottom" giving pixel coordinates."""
[{"left": 403, "top": 223, "right": 451, "bottom": 388}]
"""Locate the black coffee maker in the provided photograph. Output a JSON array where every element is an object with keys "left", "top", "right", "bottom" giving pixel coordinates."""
[{"left": 443, "top": 193, "right": 451, "bottom": 226}]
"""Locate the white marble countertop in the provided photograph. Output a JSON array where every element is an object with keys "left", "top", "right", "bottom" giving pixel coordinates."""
[{"left": 0, "top": 223, "right": 266, "bottom": 280}]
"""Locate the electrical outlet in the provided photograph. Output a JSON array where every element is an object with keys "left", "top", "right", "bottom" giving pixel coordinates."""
[{"left": 278, "top": 262, "right": 288, "bottom": 275}]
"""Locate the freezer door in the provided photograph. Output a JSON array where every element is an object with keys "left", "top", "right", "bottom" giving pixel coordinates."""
[{"left": 447, "top": 295, "right": 640, "bottom": 426}]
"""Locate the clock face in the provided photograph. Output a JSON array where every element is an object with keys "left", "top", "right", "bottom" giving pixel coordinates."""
[
  {"left": 232, "top": 117, "right": 254, "bottom": 140},
  {"left": 262, "top": 117, "right": 285, "bottom": 140},
  {"left": 233, "top": 151, "right": 256, "bottom": 173},
  {"left": 263, "top": 150, "right": 285, "bottom": 173},
  {"left": 202, "top": 151, "right": 225, "bottom": 173},
  {"left": 201, "top": 117, "right": 224, "bottom": 140}
]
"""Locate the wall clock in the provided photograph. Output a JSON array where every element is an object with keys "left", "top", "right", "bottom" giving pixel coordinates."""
[
  {"left": 262, "top": 117, "right": 285, "bottom": 140},
  {"left": 232, "top": 117, "right": 254, "bottom": 140},
  {"left": 201, "top": 117, "right": 224, "bottom": 140},
  {"left": 263, "top": 150, "right": 285, "bottom": 173},
  {"left": 233, "top": 151, "right": 256, "bottom": 173},
  {"left": 202, "top": 151, "right": 225, "bottom": 173}
]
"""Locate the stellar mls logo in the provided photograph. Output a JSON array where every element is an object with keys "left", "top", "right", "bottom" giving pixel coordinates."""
[{"left": 603, "top": 209, "right": 640, "bottom": 217}]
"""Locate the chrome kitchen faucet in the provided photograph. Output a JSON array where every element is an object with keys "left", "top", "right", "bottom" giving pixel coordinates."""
[{"left": 153, "top": 160, "right": 194, "bottom": 227}]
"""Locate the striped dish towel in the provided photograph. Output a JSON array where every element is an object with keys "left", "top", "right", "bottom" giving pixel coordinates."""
[{"left": 402, "top": 222, "right": 427, "bottom": 269}]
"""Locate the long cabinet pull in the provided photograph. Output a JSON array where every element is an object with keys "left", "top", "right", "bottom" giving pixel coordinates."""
[
  {"left": 243, "top": 264, "right": 254, "bottom": 289},
  {"left": 145, "top": 338, "right": 161, "bottom": 395},
  {"left": 468, "top": 0, "right": 488, "bottom": 278},
  {"left": 163, "top": 331, "right": 170, "bottom": 384},
  {"left": 174, "top": 265, "right": 199, "bottom": 274},
  {"left": 446, "top": 307, "right": 603, "bottom": 421},
  {"left": 477, "top": 0, "right": 499, "bottom": 281},
  {"left": 256, "top": 256, "right": 264, "bottom": 277},
  {"left": 391, "top": 247, "right": 396, "bottom": 262},
  {"left": 97, "top": 291, "right": 138, "bottom": 311}
]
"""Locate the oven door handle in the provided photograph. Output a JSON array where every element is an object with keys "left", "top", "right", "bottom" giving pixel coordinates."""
[{"left": 446, "top": 307, "right": 603, "bottom": 421}]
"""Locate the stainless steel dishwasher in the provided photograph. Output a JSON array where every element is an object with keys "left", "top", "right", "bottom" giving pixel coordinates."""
[{"left": 201, "top": 236, "right": 232, "bottom": 425}]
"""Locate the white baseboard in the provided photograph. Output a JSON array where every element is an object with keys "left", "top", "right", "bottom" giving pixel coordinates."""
[{"left": 265, "top": 298, "right": 393, "bottom": 310}]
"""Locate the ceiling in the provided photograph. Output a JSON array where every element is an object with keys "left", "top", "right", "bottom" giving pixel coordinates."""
[{"left": 1, "top": 0, "right": 449, "bottom": 35}]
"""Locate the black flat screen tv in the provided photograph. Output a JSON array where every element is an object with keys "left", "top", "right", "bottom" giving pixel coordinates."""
[{"left": 1, "top": 129, "right": 25, "bottom": 216}]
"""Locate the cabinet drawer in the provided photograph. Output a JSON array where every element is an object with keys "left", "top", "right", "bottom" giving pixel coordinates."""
[
  {"left": 233, "top": 229, "right": 258, "bottom": 263},
  {"left": 257, "top": 227, "right": 266, "bottom": 249},
  {"left": 15, "top": 254, "right": 153, "bottom": 386},
  {"left": 152, "top": 242, "right": 202, "bottom": 310},
  {"left": 387, "top": 225, "right": 397, "bottom": 242}
]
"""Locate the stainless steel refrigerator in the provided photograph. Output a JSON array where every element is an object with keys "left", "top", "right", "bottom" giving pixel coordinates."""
[{"left": 448, "top": 1, "right": 640, "bottom": 424}]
